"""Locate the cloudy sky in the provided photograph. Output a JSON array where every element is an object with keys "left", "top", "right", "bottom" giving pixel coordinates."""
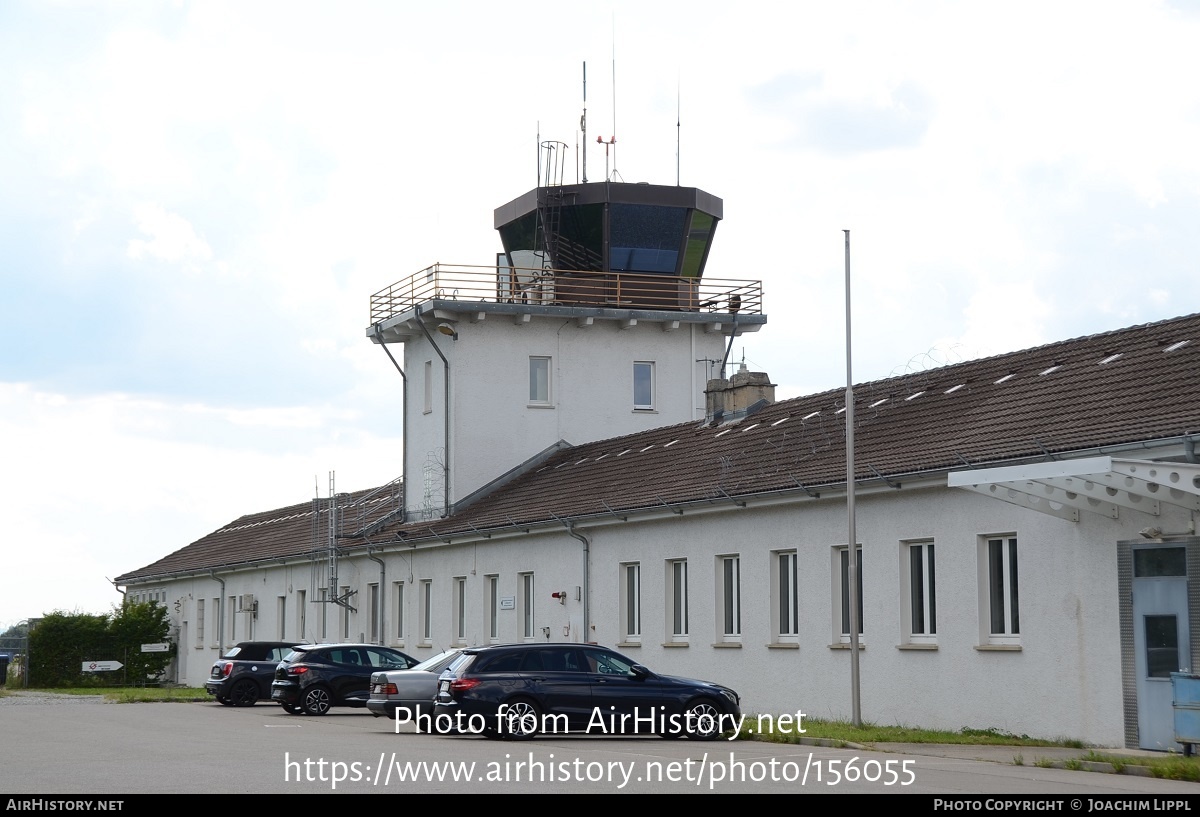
[{"left": 3, "top": 0, "right": 1199, "bottom": 629}]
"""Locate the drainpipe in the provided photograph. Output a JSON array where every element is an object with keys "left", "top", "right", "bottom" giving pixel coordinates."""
[
  {"left": 414, "top": 304, "right": 452, "bottom": 517},
  {"left": 566, "top": 522, "right": 591, "bottom": 643},
  {"left": 210, "top": 572, "right": 225, "bottom": 657},
  {"left": 373, "top": 325, "right": 408, "bottom": 522},
  {"left": 367, "top": 549, "right": 385, "bottom": 645}
]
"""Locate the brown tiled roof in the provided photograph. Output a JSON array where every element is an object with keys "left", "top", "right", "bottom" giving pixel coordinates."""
[
  {"left": 118, "top": 313, "right": 1200, "bottom": 581},
  {"left": 115, "top": 480, "right": 402, "bottom": 582}
]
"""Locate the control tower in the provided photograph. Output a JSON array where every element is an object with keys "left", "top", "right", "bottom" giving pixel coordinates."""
[{"left": 367, "top": 173, "right": 766, "bottom": 520}]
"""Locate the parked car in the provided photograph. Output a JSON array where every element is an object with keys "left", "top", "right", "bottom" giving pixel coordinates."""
[
  {"left": 205, "top": 641, "right": 307, "bottom": 707},
  {"left": 432, "top": 643, "right": 741, "bottom": 740},
  {"left": 367, "top": 649, "right": 463, "bottom": 723},
  {"left": 271, "top": 644, "right": 417, "bottom": 715}
]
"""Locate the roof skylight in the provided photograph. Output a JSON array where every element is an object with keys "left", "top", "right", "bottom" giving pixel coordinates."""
[
  {"left": 1165, "top": 340, "right": 1190, "bottom": 352},
  {"left": 1039, "top": 365, "right": 1060, "bottom": 375},
  {"left": 905, "top": 391, "right": 924, "bottom": 400},
  {"left": 945, "top": 384, "right": 965, "bottom": 393},
  {"left": 994, "top": 374, "right": 1015, "bottom": 384},
  {"left": 869, "top": 398, "right": 888, "bottom": 408},
  {"left": 1099, "top": 353, "right": 1122, "bottom": 364}
]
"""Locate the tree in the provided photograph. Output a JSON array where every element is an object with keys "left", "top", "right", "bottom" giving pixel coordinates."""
[
  {"left": 27, "top": 611, "right": 109, "bottom": 687},
  {"left": 108, "top": 600, "right": 176, "bottom": 683}
]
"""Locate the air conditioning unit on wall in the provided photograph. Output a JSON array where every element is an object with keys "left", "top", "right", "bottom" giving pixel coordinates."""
[{"left": 237, "top": 594, "right": 258, "bottom": 615}]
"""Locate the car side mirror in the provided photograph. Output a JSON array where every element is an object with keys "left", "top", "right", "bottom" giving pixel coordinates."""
[{"left": 630, "top": 664, "right": 651, "bottom": 680}]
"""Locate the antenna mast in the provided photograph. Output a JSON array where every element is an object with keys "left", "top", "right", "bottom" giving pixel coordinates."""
[
  {"left": 676, "top": 76, "right": 681, "bottom": 186},
  {"left": 578, "top": 64, "right": 583, "bottom": 184}
]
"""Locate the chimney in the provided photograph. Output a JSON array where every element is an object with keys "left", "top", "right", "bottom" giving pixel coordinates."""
[{"left": 704, "top": 362, "right": 775, "bottom": 424}]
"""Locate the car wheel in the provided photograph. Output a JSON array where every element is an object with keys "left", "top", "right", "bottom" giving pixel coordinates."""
[
  {"left": 683, "top": 700, "right": 723, "bottom": 741},
  {"left": 229, "top": 679, "right": 260, "bottom": 707},
  {"left": 302, "top": 686, "right": 333, "bottom": 716},
  {"left": 281, "top": 703, "right": 304, "bottom": 715},
  {"left": 216, "top": 696, "right": 233, "bottom": 706},
  {"left": 499, "top": 698, "right": 541, "bottom": 740}
]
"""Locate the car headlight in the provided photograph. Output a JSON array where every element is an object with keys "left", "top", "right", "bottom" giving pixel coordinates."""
[{"left": 719, "top": 688, "right": 739, "bottom": 706}]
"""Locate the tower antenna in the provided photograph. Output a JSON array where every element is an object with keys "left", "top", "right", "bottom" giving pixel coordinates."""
[
  {"left": 581, "top": 62, "right": 588, "bottom": 184},
  {"left": 676, "top": 74, "right": 681, "bottom": 186}
]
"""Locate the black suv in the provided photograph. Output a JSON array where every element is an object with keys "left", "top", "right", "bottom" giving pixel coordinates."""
[
  {"left": 433, "top": 643, "right": 741, "bottom": 740},
  {"left": 205, "top": 641, "right": 306, "bottom": 707},
  {"left": 271, "top": 644, "right": 417, "bottom": 715}
]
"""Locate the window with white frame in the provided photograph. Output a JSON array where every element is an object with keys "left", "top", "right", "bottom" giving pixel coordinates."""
[
  {"left": 666, "top": 559, "right": 689, "bottom": 642},
  {"left": 419, "top": 580, "right": 432, "bottom": 644},
  {"left": 771, "top": 550, "right": 799, "bottom": 642},
  {"left": 368, "top": 583, "right": 380, "bottom": 643},
  {"left": 277, "top": 595, "right": 287, "bottom": 640},
  {"left": 633, "top": 361, "right": 655, "bottom": 410},
  {"left": 619, "top": 563, "right": 641, "bottom": 643},
  {"left": 519, "top": 572, "right": 535, "bottom": 640},
  {"left": 296, "top": 590, "right": 306, "bottom": 642},
  {"left": 900, "top": 540, "right": 936, "bottom": 645},
  {"left": 529, "top": 357, "right": 551, "bottom": 405},
  {"left": 452, "top": 576, "right": 467, "bottom": 645},
  {"left": 228, "top": 596, "right": 237, "bottom": 643},
  {"left": 393, "top": 582, "right": 405, "bottom": 643},
  {"left": 832, "top": 546, "right": 864, "bottom": 643},
  {"left": 717, "top": 555, "right": 741, "bottom": 641},
  {"left": 211, "top": 598, "right": 219, "bottom": 646},
  {"left": 486, "top": 575, "right": 499, "bottom": 642},
  {"left": 319, "top": 588, "right": 328, "bottom": 640},
  {"left": 980, "top": 536, "right": 1019, "bottom": 644},
  {"left": 196, "top": 598, "right": 206, "bottom": 647}
]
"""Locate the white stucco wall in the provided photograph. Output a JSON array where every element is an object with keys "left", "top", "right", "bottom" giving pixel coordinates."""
[
  {"left": 403, "top": 316, "right": 727, "bottom": 516},
  {"left": 142, "top": 479, "right": 1192, "bottom": 747}
]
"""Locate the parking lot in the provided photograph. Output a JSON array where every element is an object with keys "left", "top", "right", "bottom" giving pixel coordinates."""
[{"left": 3, "top": 693, "right": 1200, "bottom": 795}]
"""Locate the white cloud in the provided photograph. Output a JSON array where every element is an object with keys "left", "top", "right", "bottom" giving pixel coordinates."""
[{"left": 126, "top": 203, "right": 212, "bottom": 263}]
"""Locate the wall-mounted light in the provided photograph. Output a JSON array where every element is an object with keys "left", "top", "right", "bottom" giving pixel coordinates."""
[{"left": 436, "top": 323, "right": 458, "bottom": 340}]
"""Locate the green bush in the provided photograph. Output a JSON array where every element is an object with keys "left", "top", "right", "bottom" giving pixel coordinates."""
[{"left": 28, "top": 602, "right": 175, "bottom": 687}]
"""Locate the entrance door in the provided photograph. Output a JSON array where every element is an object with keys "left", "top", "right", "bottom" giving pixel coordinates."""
[{"left": 1132, "top": 546, "right": 1189, "bottom": 751}]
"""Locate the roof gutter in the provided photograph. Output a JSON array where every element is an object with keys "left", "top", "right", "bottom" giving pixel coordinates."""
[
  {"left": 372, "top": 324, "right": 408, "bottom": 525},
  {"left": 210, "top": 571, "right": 226, "bottom": 657},
  {"left": 565, "top": 522, "right": 590, "bottom": 643},
  {"left": 414, "top": 304, "right": 452, "bottom": 517}
]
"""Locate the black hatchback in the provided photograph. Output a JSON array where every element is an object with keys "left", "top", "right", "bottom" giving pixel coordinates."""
[
  {"left": 432, "top": 643, "right": 741, "bottom": 740},
  {"left": 271, "top": 644, "right": 417, "bottom": 715}
]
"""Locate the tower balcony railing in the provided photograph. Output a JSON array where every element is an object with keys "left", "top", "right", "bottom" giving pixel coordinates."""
[{"left": 369, "top": 263, "right": 762, "bottom": 325}]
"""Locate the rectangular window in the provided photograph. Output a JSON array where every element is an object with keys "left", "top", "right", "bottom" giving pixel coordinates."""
[
  {"left": 833, "top": 546, "right": 864, "bottom": 642},
  {"left": 453, "top": 576, "right": 467, "bottom": 644},
  {"left": 772, "top": 550, "right": 799, "bottom": 641},
  {"left": 901, "top": 541, "right": 936, "bottom": 644},
  {"left": 718, "top": 555, "right": 741, "bottom": 640},
  {"left": 368, "top": 583, "right": 380, "bottom": 643},
  {"left": 619, "top": 563, "right": 641, "bottom": 642},
  {"left": 211, "top": 598, "right": 219, "bottom": 646},
  {"left": 667, "top": 559, "right": 689, "bottom": 641},
  {"left": 296, "top": 590, "right": 306, "bottom": 642},
  {"left": 393, "top": 582, "right": 405, "bottom": 643},
  {"left": 486, "top": 575, "right": 499, "bottom": 642},
  {"left": 420, "top": 580, "right": 432, "bottom": 644},
  {"left": 633, "top": 361, "right": 655, "bottom": 410},
  {"left": 982, "top": 536, "right": 1019, "bottom": 642},
  {"left": 277, "top": 595, "right": 287, "bottom": 640},
  {"left": 228, "top": 596, "right": 237, "bottom": 643},
  {"left": 519, "top": 572, "right": 535, "bottom": 640},
  {"left": 423, "top": 360, "right": 433, "bottom": 413},
  {"left": 529, "top": 356, "right": 551, "bottom": 404},
  {"left": 195, "top": 599, "right": 206, "bottom": 646}
]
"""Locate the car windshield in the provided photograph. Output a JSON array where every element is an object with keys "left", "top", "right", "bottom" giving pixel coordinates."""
[
  {"left": 280, "top": 648, "right": 309, "bottom": 663},
  {"left": 412, "top": 650, "right": 461, "bottom": 673}
]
